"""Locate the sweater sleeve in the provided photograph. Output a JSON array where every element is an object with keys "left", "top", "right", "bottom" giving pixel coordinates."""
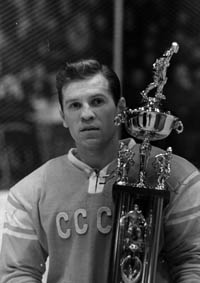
[
  {"left": 164, "top": 161, "right": 200, "bottom": 283},
  {"left": 0, "top": 173, "right": 47, "bottom": 283}
]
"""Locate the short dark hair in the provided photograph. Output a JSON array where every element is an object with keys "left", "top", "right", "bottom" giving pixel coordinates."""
[{"left": 56, "top": 59, "right": 121, "bottom": 109}]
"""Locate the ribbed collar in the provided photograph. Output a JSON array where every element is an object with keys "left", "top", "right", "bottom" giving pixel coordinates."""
[{"left": 67, "top": 138, "right": 136, "bottom": 178}]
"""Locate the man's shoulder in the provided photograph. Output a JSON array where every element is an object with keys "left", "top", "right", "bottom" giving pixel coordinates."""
[
  {"left": 150, "top": 145, "right": 199, "bottom": 191},
  {"left": 10, "top": 154, "right": 70, "bottom": 196},
  {"left": 120, "top": 137, "right": 199, "bottom": 182},
  {"left": 150, "top": 145, "right": 197, "bottom": 173}
]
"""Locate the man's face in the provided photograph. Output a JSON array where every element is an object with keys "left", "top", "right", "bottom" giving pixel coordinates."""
[{"left": 60, "top": 73, "right": 121, "bottom": 149}]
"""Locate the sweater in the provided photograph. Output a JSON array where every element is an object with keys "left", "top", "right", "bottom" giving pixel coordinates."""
[{"left": 0, "top": 138, "right": 200, "bottom": 283}]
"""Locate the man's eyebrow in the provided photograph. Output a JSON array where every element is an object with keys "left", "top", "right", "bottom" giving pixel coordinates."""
[
  {"left": 90, "top": 93, "right": 108, "bottom": 98},
  {"left": 64, "top": 98, "right": 80, "bottom": 105}
]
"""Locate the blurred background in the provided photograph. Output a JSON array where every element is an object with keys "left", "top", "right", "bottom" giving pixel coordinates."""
[{"left": 0, "top": 0, "right": 200, "bottom": 191}]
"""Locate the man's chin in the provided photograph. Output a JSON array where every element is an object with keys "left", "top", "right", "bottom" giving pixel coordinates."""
[
  {"left": 83, "top": 138, "right": 102, "bottom": 146},
  {"left": 79, "top": 131, "right": 101, "bottom": 141},
  {"left": 78, "top": 137, "right": 104, "bottom": 148}
]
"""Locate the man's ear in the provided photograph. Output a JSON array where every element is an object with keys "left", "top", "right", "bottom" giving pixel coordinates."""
[
  {"left": 59, "top": 108, "right": 68, "bottom": 128},
  {"left": 117, "top": 96, "right": 126, "bottom": 113}
]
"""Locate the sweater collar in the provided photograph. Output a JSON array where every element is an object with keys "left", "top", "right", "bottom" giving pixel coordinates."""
[{"left": 67, "top": 138, "right": 136, "bottom": 177}]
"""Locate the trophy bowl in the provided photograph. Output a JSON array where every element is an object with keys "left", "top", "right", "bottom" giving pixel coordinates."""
[{"left": 125, "top": 110, "right": 183, "bottom": 141}]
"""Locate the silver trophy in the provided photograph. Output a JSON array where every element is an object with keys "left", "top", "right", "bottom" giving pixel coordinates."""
[{"left": 109, "top": 42, "right": 183, "bottom": 283}]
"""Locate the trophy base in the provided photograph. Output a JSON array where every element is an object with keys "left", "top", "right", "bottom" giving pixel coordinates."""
[{"left": 109, "top": 184, "right": 170, "bottom": 283}]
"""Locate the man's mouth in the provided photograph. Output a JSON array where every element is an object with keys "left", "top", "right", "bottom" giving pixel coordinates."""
[{"left": 80, "top": 127, "right": 99, "bottom": 132}]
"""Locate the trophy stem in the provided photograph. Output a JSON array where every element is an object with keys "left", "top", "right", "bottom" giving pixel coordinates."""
[{"left": 136, "top": 137, "right": 152, "bottom": 188}]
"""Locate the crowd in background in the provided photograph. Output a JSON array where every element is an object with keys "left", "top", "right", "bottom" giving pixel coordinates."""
[
  {"left": 0, "top": 0, "right": 113, "bottom": 73},
  {"left": 0, "top": 0, "right": 200, "bottom": 189},
  {"left": 0, "top": 0, "right": 113, "bottom": 128}
]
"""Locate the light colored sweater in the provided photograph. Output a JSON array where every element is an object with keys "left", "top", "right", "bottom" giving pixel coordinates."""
[{"left": 0, "top": 139, "right": 200, "bottom": 283}]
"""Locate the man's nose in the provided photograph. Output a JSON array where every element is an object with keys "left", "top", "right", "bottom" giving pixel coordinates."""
[{"left": 81, "top": 104, "right": 95, "bottom": 120}]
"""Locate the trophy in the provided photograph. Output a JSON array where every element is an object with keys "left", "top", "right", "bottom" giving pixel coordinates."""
[{"left": 109, "top": 42, "right": 183, "bottom": 283}]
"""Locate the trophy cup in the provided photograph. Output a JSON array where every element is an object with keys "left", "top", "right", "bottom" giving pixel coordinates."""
[{"left": 109, "top": 42, "right": 184, "bottom": 283}]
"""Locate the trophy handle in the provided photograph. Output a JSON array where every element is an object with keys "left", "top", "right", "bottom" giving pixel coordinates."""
[{"left": 173, "top": 119, "right": 184, "bottom": 134}]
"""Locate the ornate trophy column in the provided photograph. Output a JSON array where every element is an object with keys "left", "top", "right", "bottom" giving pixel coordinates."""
[{"left": 109, "top": 42, "right": 183, "bottom": 283}]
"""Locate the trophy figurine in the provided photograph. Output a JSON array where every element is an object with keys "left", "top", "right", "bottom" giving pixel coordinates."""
[{"left": 109, "top": 42, "right": 184, "bottom": 283}]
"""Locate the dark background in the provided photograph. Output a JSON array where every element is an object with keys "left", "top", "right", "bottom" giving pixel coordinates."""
[{"left": 0, "top": 0, "right": 200, "bottom": 190}]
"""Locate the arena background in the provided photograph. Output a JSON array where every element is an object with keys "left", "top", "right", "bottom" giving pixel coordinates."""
[{"left": 0, "top": 0, "right": 200, "bottom": 195}]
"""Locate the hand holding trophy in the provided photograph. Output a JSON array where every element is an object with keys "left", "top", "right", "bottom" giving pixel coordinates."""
[{"left": 109, "top": 42, "right": 183, "bottom": 283}]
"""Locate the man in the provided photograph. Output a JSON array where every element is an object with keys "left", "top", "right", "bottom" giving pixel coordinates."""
[{"left": 0, "top": 59, "right": 200, "bottom": 282}]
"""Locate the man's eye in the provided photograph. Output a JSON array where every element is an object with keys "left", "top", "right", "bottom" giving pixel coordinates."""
[
  {"left": 91, "top": 98, "right": 104, "bottom": 106},
  {"left": 68, "top": 102, "right": 81, "bottom": 110}
]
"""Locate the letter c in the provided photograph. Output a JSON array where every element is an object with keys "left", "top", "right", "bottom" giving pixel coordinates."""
[
  {"left": 97, "top": 207, "right": 112, "bottom": 234},
  {"left": 74, "top": 208, "right": 88, "bottom": 235},
  {"left": 56, "top": 212, "right": 71, "bottom": 239}
]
